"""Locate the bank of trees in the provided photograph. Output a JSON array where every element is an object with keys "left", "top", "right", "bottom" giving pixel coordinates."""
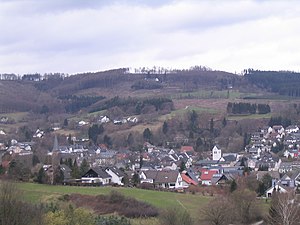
[
  {"left": 227, "top": 102, "right": 271, "bottom": 115},
  {"left": 245, "top": 70, "right": 300, "bottom": 97}
]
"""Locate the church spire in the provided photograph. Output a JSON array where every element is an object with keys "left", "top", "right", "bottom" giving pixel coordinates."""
[{"left": 52, "top": 135, "right": 59, "bottom": 152}]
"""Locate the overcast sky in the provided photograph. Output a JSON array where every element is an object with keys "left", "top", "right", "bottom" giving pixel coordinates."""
[{"left": 0, "top": 0, "right": 299, "bottom": 75}]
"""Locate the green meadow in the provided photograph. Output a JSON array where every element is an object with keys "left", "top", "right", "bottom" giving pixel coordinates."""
[{"left": 18, "top": 182, "right": 211, "bottom": 223}]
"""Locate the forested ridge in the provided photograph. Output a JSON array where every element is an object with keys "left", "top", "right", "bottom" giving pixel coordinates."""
[{"left": 245, "top": 70, "right": 300, "bottom": 96}]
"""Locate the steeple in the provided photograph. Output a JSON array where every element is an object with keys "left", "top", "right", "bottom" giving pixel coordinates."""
[{"left": 52, "top": 135, "right": 59, "bottom": 152}]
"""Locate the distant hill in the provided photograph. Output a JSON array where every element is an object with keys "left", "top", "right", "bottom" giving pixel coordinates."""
[
  {"left": 1, "top": 68, "right": 299, "bottom": 114},
  {"left": 0, "top": 68, "right": 243, "bottom": 113}
]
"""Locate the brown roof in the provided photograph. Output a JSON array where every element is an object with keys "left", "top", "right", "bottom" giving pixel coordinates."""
[
  {"left": 143, "top": 170, "right": 180, "bottom": 183},
  {"left": 155, "top": 170, "right": 179, "bottom": 183},
  {"left": 143, "top": 170, "right": 159, "bottom": 180}
]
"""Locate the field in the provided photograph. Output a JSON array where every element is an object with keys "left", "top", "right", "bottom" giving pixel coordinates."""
[{"left": 18, "top": 182, "right": 211, "bottom": 223}]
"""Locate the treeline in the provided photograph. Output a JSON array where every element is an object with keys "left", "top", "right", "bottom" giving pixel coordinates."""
[
  {"left": 131, "top": 80, "right": 163, "bottom": 90},
  {"left": 59, "top": 95, "right": 105, "bottom": 113},
  {"left": 227, "top": 102, "right": 271, "bottom": 114},
  {"left": 269, "top": 116, "right": 292, "bottom": 128},
  {"left": 245, "top": 70, "right": 300, "bottom": 96},
  {"left": 90, "top": 96, "right": 174, "bottom": 114}
]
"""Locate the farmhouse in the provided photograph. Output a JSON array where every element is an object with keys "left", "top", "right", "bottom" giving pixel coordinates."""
[
  {"left": 140, "top": 170, "right": 183, "bottom": 189},
  {"left": 82, "top": 167, "right": 112, "bottom": 185}
]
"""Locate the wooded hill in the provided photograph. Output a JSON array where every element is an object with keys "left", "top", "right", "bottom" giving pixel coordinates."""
[
  {"left": 1, "top": 68, "right": 300, "bottom": 114},
  {"left": 0, "top": 68, "right": 242, "bottom": 114}
]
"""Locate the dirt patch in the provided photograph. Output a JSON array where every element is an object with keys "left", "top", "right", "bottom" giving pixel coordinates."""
[{"left": 67, "top": 191, "right": 159, "bottom": 218}]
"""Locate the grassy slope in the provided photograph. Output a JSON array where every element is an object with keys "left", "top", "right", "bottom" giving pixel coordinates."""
[
  {"left": 18, "top": 182, "right": 211, "bottom": 222},
  {"left": 18, "top": 182, "right": 269, "bottom": 225}
]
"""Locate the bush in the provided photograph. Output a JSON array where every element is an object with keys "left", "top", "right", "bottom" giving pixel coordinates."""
[
  {"left": 159, "top": 206, "right": 193, "bottom": 225},
  {"left": 108, "top": 191, "right": 158, "bottom": 218},
  {"left": 95, "top": 215, "right": 131, "bottom": 225},
  {"left": 108, "top": 190, "right": 125, "bottom": 204}
]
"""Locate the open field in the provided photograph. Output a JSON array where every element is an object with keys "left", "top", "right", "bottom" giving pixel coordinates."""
[
  {"left": 228, "top": 113, "right": 272, "bottom": 121},
  {"left": 17, "top": 182, "right": 211, "bottom": 222},
  {"left": 17, "top": 182, "right": 270, "bottom": 225}
]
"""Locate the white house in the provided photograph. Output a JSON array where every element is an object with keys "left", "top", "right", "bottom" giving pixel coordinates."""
[
  {"left": 105, "top": 167, "right": 125, "bottom": 185},
  {"left": 140, "top": 170, "right": 183, "bottom": 189},
  {"left": 285, "top": 125, "right": 299, "bottom": 134},
  {"left": 81, "top": 168, "right": 111, "bottom": 185},
  {"left": 78, "top": 120, "right": 89, "bottom": 126},
  {"left": 99, "top": 116, "right": 110, "bottom": 123},
  {"left": 212, "top": 145, "right": 222, "bottom": 161},
  {"left": 265, "top": 183, "right": 293, "bottom": 198}
]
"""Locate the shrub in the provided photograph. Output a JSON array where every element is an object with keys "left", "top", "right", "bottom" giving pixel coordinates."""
[
  {"left": 159, "top": 206, "right": 193, "bottom": 225},
  {"left": 95, "top": 215, "right": 131, "bottom": 225}
]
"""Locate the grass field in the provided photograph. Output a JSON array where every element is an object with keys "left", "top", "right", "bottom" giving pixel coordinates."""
[
  {"left": 0, "top": 112, "right": 29, "bottom": 122},
  {"left": 228, "top": 113, "right": 272, "bottom": 121},
  {"left": 17, "top": 182, "right": 211, "bottom": 223}
]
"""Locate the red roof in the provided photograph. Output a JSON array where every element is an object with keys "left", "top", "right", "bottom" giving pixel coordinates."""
[
  {"left": 181, "top": 173, "right": 198, "bottom": 185},
  {"left": 200, "top": 170, "right": 218, "bottom": 181},
  {"left": 180, "top": 146, "right": 194, "bottom": 152}
]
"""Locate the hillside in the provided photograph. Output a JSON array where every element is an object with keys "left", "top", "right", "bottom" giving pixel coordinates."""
[
  {"left": 2, "top": 68, "right": 300, "bottom": 152},
  {"left": 0, "top": 69, "right": 246, "bottom": 113}
]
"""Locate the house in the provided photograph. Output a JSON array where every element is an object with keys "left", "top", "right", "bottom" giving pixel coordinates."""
[
  {"left": 265, "top": 183, "right": 294, "bottom": 198},
  {"left": 283, "top": 149, "right": 299, "bottom": 159},
  {"left": 155, "top": 170, "right": 183, "bottom": 189},
  {"left": 211, "top": 173, "right": 234, "bottom": 185},
  {"left": 181, "top": 173, "right": 197, "bottom": 188},
  {"left": 140, "top": 170, "right": 157, "bottom": 184},
  {"left": 78, "top": 120, "right": 89, "bottom": 126},
  {"left": 60, "top": 164, "right": 72, "bottom": 183},
  {"left": 82, "top": 167, "right": 111, "bottom": 185},
  {"left": 127, "top": 117, "right": 138, "bottom": 123},
  {"left": 105, "top": 166, "right": 126, "bottom": 185},
  {"left": 272, "top": 125, "right": 285, "bottom": 134},
  {"left": 200, "top": 169, "right": 218, "bottom": 185},
  {"left": 285, "top": 125, "right": 299, "bottom": 134},
  {"left": 140, "top": 170, "right": 183, "bottom": 189},
  {"left": 33, "top": 129, "right": 44, "bottom": 138},
  {"left": 99, "top": 116, "right": 110, "bottom": 124}
]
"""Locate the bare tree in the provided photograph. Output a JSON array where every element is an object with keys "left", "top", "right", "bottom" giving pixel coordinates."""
[
  {"left": 269, "top": 191, "right": 300, "bottom": 225},
  {"left": 201, "top": 197, "right": 233, "bottom": 225},
  {"left": 231, "top": 189, "right": 262, "bottom": 224}
]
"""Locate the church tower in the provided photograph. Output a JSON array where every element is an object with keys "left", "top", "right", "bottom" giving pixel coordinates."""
[{"left": 212, "top": 145, "right": 222, "bottom": 161}]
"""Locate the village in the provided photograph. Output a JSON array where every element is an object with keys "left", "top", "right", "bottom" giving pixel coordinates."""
[{"left": 1, "top": 119, "right": 300, "bottom": 199}]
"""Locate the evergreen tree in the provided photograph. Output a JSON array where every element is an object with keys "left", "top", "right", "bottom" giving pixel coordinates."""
[
  {"left": 63, "top": 118, "right": 68, "bottom": 127},
  {"left": 195, "top": 137, "right": 203, "bottom": 151},
  {"left": 32, "top": 155, "right": 40, "bottom": 167},
  {"left": 179, "top": 161, "right": 186, "bottom": 172},
  {"left": 222, "top": 117, "right": 227, "bottom": 127},
  {"left": 126, "top": 133, "right": 134, "bottom": 147},
  {"left": 37, "top": 167, "right": 46, "bottom": 184},
  {"left": 71, "top": 160, "right": 80, "bottom": 179},
  {"left": 53, "top": 166, "right": 64, "bottom": 185},
  {"left": 143, "top": 128, "right": 152, "bottom": 142},
  {"left": 230, "top": 180, "right": 237, "bottom": 193},
  {"left": 189, "top": 110, "right": 198, "bottom": 132},
  {"left": 162, "top": 121, "right": 168, "bottom": 135},
  {"left": 210, "top": 118, "right": 214, "bottom": 134},
  {"left": 67, "top": 134, "right": 73, "bottom": 145},
  {"left": 132, "top": 173, "right": 140, "bottom": 187},
  {"left": 103, "top": 135, "right": 112, "bottom": 147},
  {"left": 80, "top": 159, "right": 89, "bottom": 176}
]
